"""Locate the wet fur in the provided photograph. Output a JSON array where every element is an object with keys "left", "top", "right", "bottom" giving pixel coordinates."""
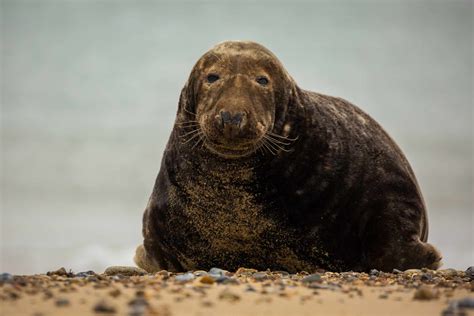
[{"left": 135, "top": 41, "right": 441, "bottom": 273}]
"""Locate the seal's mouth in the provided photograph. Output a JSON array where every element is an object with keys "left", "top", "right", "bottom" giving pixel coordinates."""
[{"left": 204, "top": 141, "right": 260, "bottom": 159}]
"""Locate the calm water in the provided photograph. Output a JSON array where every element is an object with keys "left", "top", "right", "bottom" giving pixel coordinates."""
[{"left": 1, "top": 0, "right": 472, "bottom": 274}]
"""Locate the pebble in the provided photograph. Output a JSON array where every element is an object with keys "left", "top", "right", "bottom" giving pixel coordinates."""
[
  {"left": 342, "top": 275, "right": 356, "bottom": 282},
  {"left": 199, "top": 275, "right": 215, "bottom": 285},
  {"left": 420, "top": 273, "right": 433, "bottom": 282},
  {"left": 438, "top": 269, "right": 458, "bottom": 278},
  {"left": 0, "top": 273, "right": 13, "bottom": 283},
  {"left": 93, "top": 299, "right": 117, "bottom": 314},
  {"left": 75, "top": 270, "right": 96, "bottom": 278},
  {"left": 413, "top": 286, "right": 438, "bottom": 300},
  {"left": 369, "top": 269, "right": 379, "bottom": 277},
  {"left": 85, "top": 275, "right": 100, "bottom": 282},
  {"left": 442, "top": 297, "right": 474, "bottom": 316},
  {"left": 235, "top": 267, "right": 258, "bottom": 276},
  {"left": 108, "top": 288, "right": 121, "bottom": 298},
  {"left": 209, "top": 267, "right": 227, "bottom": 278},
  {"left": 128, "top": 297, "right": 149, "bottom": 316},
  {"left": 218, "top": 289, "right": 240, "bottom": 302},
  {"left": 301, "top": 274, "right": 322, "bottom": 284},
  {"left": 215, "top": 276, "right": 239, "bottom": 285},
  {"left": 307, "top": 283, "right": 340, "bottom": 290},
  {"left": 392, "top": 269, "right": 402, "bottom": 274},
  {"left": 457, "top": 297, "right": 474, "bottom": 308},
  {"left": 193, "top": 270, "right": 208, "bottom": 277},
  {"left": 156, "top": 270, "right": 170, "bottom": 279},
  {"left": 252, "top": 272, "right": 268, "bottom": 281},
  {"left": 103, "top": 266, "right": 147, "bottom": 276},
  {"left": 273, "top": 270, "right": 290, "bottom": 277},
  {"left": 47, "top": 267, "right": 73, "bottom": 277},
  {"left": 175, "top": 272, "right": 195, "bottom": 282},
  {"left": 55, "top": 298, "right": 70, "bottom": 307},
  {"left": 202, "top": 300, "right": 214, "bottom": 307},
  {"left": 465, "top": 266, "right": 474, "bottom": 280}
]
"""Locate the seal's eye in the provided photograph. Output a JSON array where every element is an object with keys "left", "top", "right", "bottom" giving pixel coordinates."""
[
  {"left": 207, "top": 74, "right": 220, "bottom": 83},
  {"left": 256, "top": 76, "right": 269, "bottom": 86}
]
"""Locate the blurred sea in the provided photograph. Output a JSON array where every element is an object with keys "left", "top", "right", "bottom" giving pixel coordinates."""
[{"left": 1, "top": 0, "right": 472, "bottom": 274}]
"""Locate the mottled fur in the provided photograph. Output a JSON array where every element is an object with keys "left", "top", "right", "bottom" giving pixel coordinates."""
[{"left": 135, "top": 41, "right": 441, "bottom": 273}]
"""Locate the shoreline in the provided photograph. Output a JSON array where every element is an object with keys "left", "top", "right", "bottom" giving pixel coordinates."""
[{"left": 1, "top": 267, "right": 473, "bottom": 315}]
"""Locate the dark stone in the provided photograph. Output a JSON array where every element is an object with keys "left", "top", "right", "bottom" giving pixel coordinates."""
[
  {"left": 215, "top": 276, "right": 239, "bottom": 284},
  {"left": 458, "top": 297, "right": 474, "bottom": 308},
  {"left": 55, "top": 298, "right": 70, "bottom": 307},
  {"left": 0, "top": 273, "right": 14, "bottom": 283},
  {"left": 93, "top": 300, "right": 117, "bottom": 314},
  {"left": 75, "top": 271, "right": 96, "bottom": 278},
  {"left": 47, "top": 267, "right": 74, "bottom": 277},
  {"left": 465, "top": 266, "right": 474, "bottom": 280},
  {"left": 420, "top": 273, "right": 433, "bottom": 282},
  {"left": 128, "top": 297, "right": 149, "bottom": 316}
]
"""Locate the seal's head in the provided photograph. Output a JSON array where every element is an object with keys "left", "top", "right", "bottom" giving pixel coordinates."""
[{"left": 177, "top": 41, "right": 297, "bottom": 159}]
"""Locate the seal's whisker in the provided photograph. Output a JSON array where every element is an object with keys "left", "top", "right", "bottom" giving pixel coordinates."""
[
  {"left": 260, "top": 141, "right": 270, "bottom": 155},
  {"left": 264, "top": 138, "right": 283, "bottom": 154},
  {"left": 255, "top": 141, "right": 265, "bottom": 156},
  {"left": 181, "top": 131, "right": 203, "bottom": 144},
  {"left": 191, "top": 134, "right": 204, "bottom": 149},
  {"left": 267, "top": 131, "right": 299, "bottom": 142},
  {"left": 200, "top": 132, "right": 208, "bottom": 149},
  {"left": 264, "top": 135, "right": 293, "bottom": 153},
  {"left": 177, "top": 124, "right": 200, "bottom": 129},
  {"left": 181, "top": 133, "right": 202, "bottom": 144},
  {"left": 176, "top": 120, "right": 199, "bottom": 126},
  {"left": 177, "top": 121, "right": 199, "bottom": 125},
  {"left": 180, "top": 128, "right": 201, "bottom": 138},
  {"left": 265, "top": 142, "right": 278, "bottom": 155},
  {"left": 182, "top": 107, "right": 196, "bottom": 117},
  {"left": 252, "top": 142, "right": 260, "bottom": 156},
  {"left": 264, "top": 134, "right": 292, "bottom": 146},
  {"left": 261, "top": 139, "right": 277, "bottom": 155}
]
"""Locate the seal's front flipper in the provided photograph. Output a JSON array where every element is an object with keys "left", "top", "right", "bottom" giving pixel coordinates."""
[{"left": 133, "top": 244, "right": 162, "bottom": 273}]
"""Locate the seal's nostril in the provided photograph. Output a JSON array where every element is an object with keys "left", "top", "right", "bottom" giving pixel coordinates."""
[
  {"left": 232, "top": 113, "right": 243, "bottom": 126},
  {"left": 220, "top": 111, "right": 231, "bottom": 126},
  {"left": 220, "top": 111, "right": 244, "bottom": 128}
]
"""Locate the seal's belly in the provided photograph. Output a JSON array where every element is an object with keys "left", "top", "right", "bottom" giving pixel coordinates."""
[
  {"left": 180, "top": 199, "right": 304, "bottom": 271},
  {"left": 179, "top": 183, "right": 278, "bottom": 251},
  {"left": 167, "top": 174, "right": 313, "bottom": 270}
]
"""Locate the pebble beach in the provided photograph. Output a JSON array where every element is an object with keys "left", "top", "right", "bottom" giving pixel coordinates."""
[{"left": 1, "top": 266, "right": 473, "bottom": 316}]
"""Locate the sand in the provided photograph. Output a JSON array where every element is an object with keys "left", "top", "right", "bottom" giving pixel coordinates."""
[{"left": 1, "top": 267, "right": 473, "bottom": 316}]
